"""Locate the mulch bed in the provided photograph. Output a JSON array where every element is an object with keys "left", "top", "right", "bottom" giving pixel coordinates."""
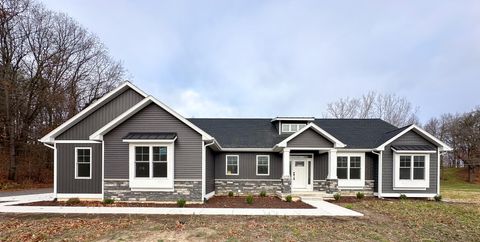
[
  {"left": 20, "top": 196, "right": 314, "bottom": 209},
  {"left": 329, "top": 196, "right": 379, "bottom": 204}
]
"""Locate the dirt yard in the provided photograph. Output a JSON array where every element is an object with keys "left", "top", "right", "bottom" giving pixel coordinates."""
[{"left": 1, "top": 199, "right": 479, "bottom": 241}]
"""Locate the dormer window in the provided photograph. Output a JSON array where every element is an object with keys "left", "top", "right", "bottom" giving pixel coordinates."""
[{"left": 281, "top": 123, "right": 306, "bottom": 133}]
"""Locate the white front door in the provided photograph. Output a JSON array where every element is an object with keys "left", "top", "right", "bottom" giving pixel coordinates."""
[{"left": 292, "top": 160, "right": 308, "bottom": 189}]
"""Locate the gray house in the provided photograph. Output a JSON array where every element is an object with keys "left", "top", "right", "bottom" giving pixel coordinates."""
[{"left": 40, "top": 82, "right": 452, "bottom": 202}]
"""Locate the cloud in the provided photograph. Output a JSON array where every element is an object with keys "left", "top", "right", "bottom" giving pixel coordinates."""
[{"left": 174, "top": 89, "right": 235, "bottom": 118}]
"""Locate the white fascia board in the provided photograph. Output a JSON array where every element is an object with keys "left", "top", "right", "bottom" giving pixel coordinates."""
[
  {"left": 40, "top": 82, "right": 148, "bottom": 144},
  {"left": 271, "top": 117, "right": 315, "bottom": 122},
  {"left": 276, "top": 123, "right": 346, "bottom": 148},
  {"left": 376, "top": 124, "right": 452, "bottom": 152},
  {"left": 221, "top": 148, "right": 275, "bottom": 152},
  {"left": 89, "top": 98, "right": 152, "bottom": 140},
  {"left": 147, "top": 96, "right": 214, "bottom": 141},
  {"left": 391, "top": 148, "right": 436, "bottom": 154},
  {"left": 122, "top": 137, "right": 177, "bottom": 143}
]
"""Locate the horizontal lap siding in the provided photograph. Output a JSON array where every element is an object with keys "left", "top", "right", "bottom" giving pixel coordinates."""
[
  {"left": 57, "top": 88, "right": 144, "bottom": 140},
  {"left": 287, "top": 129, "right": 333, "bottom": 148},
  {"left": 215, "top": 152, "right": 282, "bottom": 179},
  {"left": 57, "top": 143, "right": 102, "bottom": 194},
  {"left": 382, "top": 130, "right": 438, "bottom": 194},
  {"left": 104, "top": 103, "right": 202, "bottom": 179}
]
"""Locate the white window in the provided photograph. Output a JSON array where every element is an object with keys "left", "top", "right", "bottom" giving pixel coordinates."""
[
  {"left": 336, "top": 153, "right": 365, "bottom": 187},
  {"left": 128, "top": 142, "right": 174, "bottom": 190},
  {"left": 281, "top": 123, "right": 307, "bottom": 133},
  {"left": 75, "top": 147, "right": 92, "bottom": 179},
  {"left": 394, "top": 153, "right": 429, "bottom": 190},
  {"left": 226, "top": 155, "right": 239, "bottom": 175},
  {"left": 256, "top": 155, "right": 270, "bottom": 176}
]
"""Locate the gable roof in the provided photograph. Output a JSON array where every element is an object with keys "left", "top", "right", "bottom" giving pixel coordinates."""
[
  {"left": 189, "top": 118, "right": 400, "bottom": 149},
  {"left": 375, "top": 124, "right": 452, "bottom": 151},
  {"left": 276, "top": 123, "right": 346, "bottom": 148},
  {"left": 39, "top": 82, "right": 148, "bottom": 143},
  {"left": 89, "top": 96, "right": 214, "bottom": 141}
]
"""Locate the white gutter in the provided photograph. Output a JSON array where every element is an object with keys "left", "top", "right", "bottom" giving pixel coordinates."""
[
  {"left": 202, "top": 140, "right": 216, "bottom": 201},
  {"left": 372, "top": 150, "right": 382, "bottom": 198}
]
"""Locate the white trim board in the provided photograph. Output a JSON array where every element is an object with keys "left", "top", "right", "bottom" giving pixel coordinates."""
[
  {"left": 56, "top": 193, "right": 103, "bottom": 199},
  {"left": 90, "top": 96, "right": 214, "bottom": 141},
  {"left": 276, "top": 123, "right": 346, "bottom": 148},
  {"left": 376, "top": 124, "right": 452, "bottom": 152},
  {"left": 379, "top": 193, "right": 437, "bottom": 198},
  {"left": 40, "top": 82, "right": 148, "bottom": 144}
]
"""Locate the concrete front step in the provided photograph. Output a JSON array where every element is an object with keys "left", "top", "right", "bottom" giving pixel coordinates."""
[{"left": 292, "top": 192, "right": 334, "bottom": 200}]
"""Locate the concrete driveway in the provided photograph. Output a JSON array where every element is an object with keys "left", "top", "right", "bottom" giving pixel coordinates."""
[{"left": 0, "top": 188, "right": 52, "bottom": 197}]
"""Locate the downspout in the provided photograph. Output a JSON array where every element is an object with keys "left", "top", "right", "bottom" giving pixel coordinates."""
[
  {"left": 372, "top": 150, "right": 382, "bottom": 198},
  {"left": 202, "top": 140, "right": 216, "bottom": 201}
]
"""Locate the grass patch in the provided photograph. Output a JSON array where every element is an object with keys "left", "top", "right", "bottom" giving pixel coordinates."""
[{"left": 441, "top": 168, "right": 480, "bottom": 203}]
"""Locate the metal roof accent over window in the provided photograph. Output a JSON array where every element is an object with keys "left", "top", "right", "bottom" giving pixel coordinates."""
[
  {"left": 123, "top": 132, "right": 177, "bottom": 140},
  {"left": 391, "top": 145, "right": 436, "bottom": 151}
]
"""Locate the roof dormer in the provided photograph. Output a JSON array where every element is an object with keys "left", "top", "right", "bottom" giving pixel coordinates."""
[{"left": 271, "top": 117, "right": 315, "bottom": 135}]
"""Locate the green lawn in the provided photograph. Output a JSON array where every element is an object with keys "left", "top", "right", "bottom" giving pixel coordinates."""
[{"left": 441, "top": 168, "right": 480, "bottom": 203}]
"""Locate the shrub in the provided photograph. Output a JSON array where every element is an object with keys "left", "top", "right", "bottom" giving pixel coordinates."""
[
  {"left": 434, "top": 195, "right": 442, "bottom": 202},
  {"left": 177, "top": 198, "right": 186, "bottom": 207},
  {"left": 399, "top": 194, "right": 407, "bottom": 200},
  {"left": 259, "top": 191, "right": 267, "bottom": 197},
  {"left": 285, "top": 195, "right": 293, "bottom": 202},
  {"left": 102, "top": 198, "right": 115, "bottom": 205},
  {"left": 246, "top": 195, "right": 254, "bottom": 204},
  {"left": 345, "top": 204, "right": 353, "bottom": 209},
  {"left": 333, "top": 193, "right": 341, "bottom": 201},
  {"left": 66, "top": 197, "right": 81, "bottom": 205},
  {"left": 228, "top": 191, "right": 234, "bottom": 197},
  {"left": 356, "top": 192, "right": 365, "bottom": 199}
]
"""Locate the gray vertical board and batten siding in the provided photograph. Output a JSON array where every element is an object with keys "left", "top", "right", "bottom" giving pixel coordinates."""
[
  {"left": 214, "top": 152, "right": 283, "bottom": 179},
  {"left": 382, "top": 130, "right": 438, "bottom": 194},
  {"left": 104, "top": 103, "right": 202, "bottom": 179},
  {"left": 205, "top": 147, "right": 215, "bottom": 193},
  {"left": 56, "top": 143, "right": 102, "bottom": 193},
  {"left": 57, "top": 88, "right": 144, "bottom": 140},
  {"left": 287, "top": 129, "right": 334, "bottom": 148}
]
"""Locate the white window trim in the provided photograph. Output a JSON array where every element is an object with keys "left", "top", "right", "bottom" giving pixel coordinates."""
[
  {"left": 256, "top": 155, "right": 270, "bottom": 176},
  {"left": 128, "top": 142, "right": 175, "bottom": 191},
  {"left": 336, "top": 152, "right": 365, "bottom": 188},
  {"left": 75, "top": 147, "right": 92, "bottom": 179},
  {"left": 393, "top": 153, "right": 430, "bottom": 190},
  {"left": 225, "top": 155, "right": 239, "bottom": 176}
]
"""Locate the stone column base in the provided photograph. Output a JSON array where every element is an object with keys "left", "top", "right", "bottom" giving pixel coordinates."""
[{"left": 325, "top": 179, "right": 339, "bottom": 194}]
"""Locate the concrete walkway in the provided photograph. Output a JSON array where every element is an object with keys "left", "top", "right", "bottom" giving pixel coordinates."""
[{"left": 0, "top": 193, "right": 363, "bottom": 217}]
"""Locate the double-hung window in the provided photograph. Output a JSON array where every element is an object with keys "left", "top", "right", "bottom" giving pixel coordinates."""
[
  {"left": 226, "top": 155, "right": 239, "bottom": 175},
  {"left": 75, "top": 147, "right": 92, "bottom": 179},
  {"left": 394, "top": 153, "right": 429, "bottom": 189},
  {"left": 128, "top": 143, "right": 174, "bottom": 190},
  {"left": 256, "top": 155, "right": 270, "bottom": 176},
  {"left": 336, "top": 153, "right": 365, "bottom": 187}
]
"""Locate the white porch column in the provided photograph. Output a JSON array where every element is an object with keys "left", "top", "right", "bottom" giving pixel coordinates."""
[
  {"left": 327, "top": 149, "right": 337, "bottom": 179},
  {"left": 282, "top": 149, "right": 290, "bottom": 178}
]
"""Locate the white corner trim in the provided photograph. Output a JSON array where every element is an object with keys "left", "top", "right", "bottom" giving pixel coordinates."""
[
  {"left": 54, "top": 143, "right": 57, "bottom": 196},
  {"left": 40, "top": 82, "right": 148, "bottom": 144},
  {"left": 201, "top": 141, "right": 206, "bottom": 200},
  {"left": 376, "top": 124, "right": 452, "bottom": 151},
  {"left": 56, "top": 193, "right": 103, "bottom": 199},
  {"left": 276, "top": 122, "right": 346, "bottom": 148}
]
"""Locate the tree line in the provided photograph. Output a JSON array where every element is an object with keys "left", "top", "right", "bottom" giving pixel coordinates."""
[{"left": 0, "top": 0, "right": 124, "bottom": 183}]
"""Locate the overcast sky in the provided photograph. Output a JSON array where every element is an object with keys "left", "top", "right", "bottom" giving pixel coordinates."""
[{"left": 43, "top": 0, "right": 479, "bottom": 123}]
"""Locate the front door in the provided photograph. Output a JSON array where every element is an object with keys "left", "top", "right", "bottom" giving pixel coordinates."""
[{"left": 292, "top": 160, "right": 308, "bottom": 189}]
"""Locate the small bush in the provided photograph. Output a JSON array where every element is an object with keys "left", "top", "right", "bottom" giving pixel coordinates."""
[
  {"left": 333, "top": 193, "right": 341, "bottom": 201},
  {"left": 66, "top": 197, "right": 81, "bottom": 205},
  {"left": 246, "top": 195, "right": 254, "bottom": 204},
  {"left": 399, "top": 194, "right": 407, "bottom": 200},
  {"left": 260, "top": 191, "right": 267, "bottom": 197},
  {"left": 228, "top": 191, "right": 234, "bottom": 197},
  {"left": 356, "top": 192, "right": 365, "bottom": 199},
  {"left": 177, "top": 198, "right": 186, "bottom": 207},
  {"left": 434, "top": 195, "right": 442, "bottom": 202},
  {"left": 345, "top": 204, "right": 353, "bottom": 209},
  {"left": 102, "top": 198, "right": 115, "bottom": 205},
  {"left": 285, "top": 195, "right": 293, "bottom": 202}
]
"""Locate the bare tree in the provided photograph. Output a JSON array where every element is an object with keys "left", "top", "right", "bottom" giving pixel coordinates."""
[
  {"left": 326, "top": 91, "right": 419, "bottom": 127},
  {"left": 0, "top": 0, "right": 124, "bottom": 182}
]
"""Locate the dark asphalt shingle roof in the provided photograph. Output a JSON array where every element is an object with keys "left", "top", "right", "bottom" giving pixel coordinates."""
[
  {"left": 123, "top": 132, "right": 177, "bottom": 140},
  {"left": 391, "top": 145, "right": 436, "bottom": 151},
  {"left": 189, "top": 118, "right": 403, "bottom": 149}
]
